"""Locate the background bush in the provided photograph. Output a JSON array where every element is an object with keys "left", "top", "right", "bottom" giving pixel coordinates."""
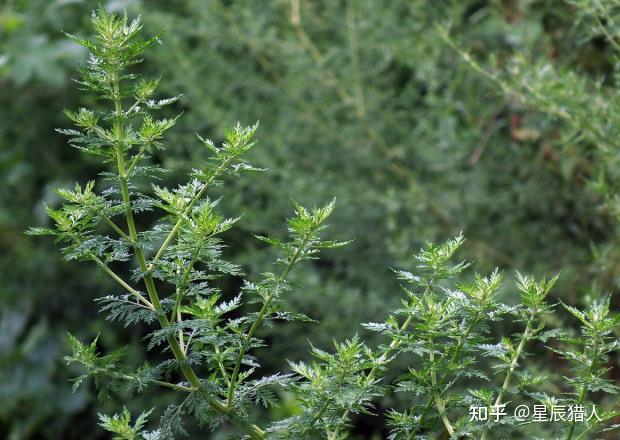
[{"left": 1, "top": 0, "right": 618, "bottom": 438}]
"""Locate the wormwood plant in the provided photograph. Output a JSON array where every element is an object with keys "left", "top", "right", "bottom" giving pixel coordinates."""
[
  {"left": 268, "top": 237, "right": 619, "bottom": 439},
  {"left": 28, "top": 8, "right": 345, "bottom": 440},
  {"left": 30, "top": 7, "right": 620, "bottom": 440}
]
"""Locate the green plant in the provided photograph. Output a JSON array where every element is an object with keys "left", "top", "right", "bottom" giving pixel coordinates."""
[
  {"left": 269, "top": 237, "right": 619, "bottom": 439},
  {"left": 29, "top": 7, "right": 620, "bottom": 440},
  {"left": 28, "top": 8, "right": 345, "bottom": 439},
  {"left": 141, "top": 1, "right": 610, "bottom": 388},
  {"left": 440, "top": 0, "right": 620, "bottom": 295}
]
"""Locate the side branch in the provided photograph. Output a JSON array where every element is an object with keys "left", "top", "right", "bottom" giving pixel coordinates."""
[
  {"left": 150, "top": 156, "right": 234, "bottom": 267},
  {"left": 225, "top": 233, "right": 311, "bottom": 409},
  {"left": 91, "top": 255, "right": 153, "bottom": 309}
]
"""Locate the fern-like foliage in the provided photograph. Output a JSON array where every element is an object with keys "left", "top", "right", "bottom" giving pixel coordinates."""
[
  {"left": 28, "top": 8, "right": 344, "bottom": 440},
  {"left": 29, "top": 7, "right": 620, "bottom": 440},
  {"left": 273, "top": 236, "right": 618, "bottom": 439}
]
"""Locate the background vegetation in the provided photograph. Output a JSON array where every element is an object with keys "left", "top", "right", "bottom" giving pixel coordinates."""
[{"left": 1, "top": 0, "right": 618, "bottom": 438}]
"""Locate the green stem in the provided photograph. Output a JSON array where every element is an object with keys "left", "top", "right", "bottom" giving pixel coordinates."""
[
  {"left": 326, "top": 315, "right": 416, "bottom": 434},
  {"left": 413, "top": 315, "right": 481, "bottom": 436},
  {"left": 565, "top": 338, "right": 599, "bottom": 440},
  {"left": 372, "top": 314, "right": 415, "bottom": 377},
  {"left": 480, "top": 312, "right": 536, "bottom": 440},
  {"left": 111, "top": 69, "right": 198, "bottom": 373},
  {"left": 108, "top": 72, "right": 265, "bottom": 440},
  {"left": 170, "top": 252, "right": 199, "bottom": 323},
  {"left": 126, "top": 148, "right": 147, "bottom": 174},
  {"left": 565, "top": 387, "right": 587, "bottom": 440},
  {"left": 72, "top": 226, "right": 150, "bottom": 308},
  {"left": 171, "top": 253, "right": 199, "bottom": 352},
  {"left": 150, "top": 157, "right": 233, "bottom": 267},
  {"left": 329, "top": 287, "right": 427, "bottom": 437},
  {"left": 574, "top": 425, "right": 594, "bottom": 440},
  {"left": 109, "top": 71, "right": 265, "bottom": 440},
  {"left": 151, "top": 379, "right": 194, "bottom": 392},
  {"left": 429, "top": 338, "right": 455, "bottom": 436},
  {"left": 214, "top": 344, "right": 231, "bottom": 386},
  {"left": 209, "top": 400, "right": 266, "bottom": 440},
  {"left": 91, "top": 255, "right": 152, "bottom": 308},
  {"left": 91, "top": 207, "right": 132, "bottom": 242},
  {"left": 449, "top": 316, "right": 481, "bottom": 366},
  {"left": 225, "top": 233, "right": 310, "bottom": 409},
  {"left": 118, "top": 373, "right": 195, "bottom": 392}
]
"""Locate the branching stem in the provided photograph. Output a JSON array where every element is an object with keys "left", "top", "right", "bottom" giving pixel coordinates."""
[
  {"left": 106, "top": 72, "right": 265, "bottom": 440},
  {"left": 225, "top": 233, "right": 311, "bottom": 409},
  {"left": 108, "top": 70, "right": 267, "bottom": 440},
  {"left": 565, "top": 336, "right": 599, "bottom": 440},
  {"left": 118, "top": 373, "right": 196, "bottom": 392},
  {"left": 150, "top": 157, "right": 233, "bottom": 267},
  {"left": 91, "top": 255, "right": 153, "bottom": 309},
  {"left": 480, "top": 311, "right": 536, "bottom": 440},
  {"left": 170, "top": 251, "right": 200, "bottom": 323},
  {"left": 328, "top": 287, "right": 429, "bottom": 437},
  {"left": 429, "top": 338, "right": 455, "bottom": 436},
  {"left": 413, "top": 314, "right": 482, "bottom": 436},
  {"left": 91, "top": 207, "right": 132, "bottom": 242}
]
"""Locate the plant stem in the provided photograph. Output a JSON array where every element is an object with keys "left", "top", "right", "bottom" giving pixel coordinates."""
[
  {"left": 209, "top": 400, "right": 266, "bottom": 440},
  {"left": 150, "top": 157, "right": 233, "bottom": 267},
  {"left": 170, "top": 252, "right": 199, "bottom": 322},
  {"left": 225, "top": 233, "right": 310, "bottom": 409},
  {"left": 90, "top": 207, "right": 131, "bottom": 242},
  {"left": 480, "top": 312, "right": 535, "bottom": 440},
  {"left": 91, "top": 254, "right": 153, "bottom": 308},
  {"left": 111, "top": 70, "right": 199, "bottom": 380},
  {"left": 565, "top": 387, "right": 587, "bottom": 440},
  {"left": 450, "top": 315, "right": 481, "bottom": 366},
  {"left": 329, "top": 288, "right": 425, "bottom": 437},
  {"left": 172, "top": 254, "right": 199, "bottom": 351},
  {"left": 565, "top": 337, "right": 599, "bottom": 440},
  {"left": 372, "top": 314, "right": 415, "bottom": 377},
  {"left": 412, "top": 315, "right": 481, "bottom": 436},
  {"left": 109, "top": 71, "right": 266, "bottom": 440},
  {"left": 151, "top": 379, "right": 194, "bottom": 392},
  {"left": 429, "top": 338, "right": 455, "bottom": 436},
  {"left": 214, "top": 344, "right": 231, "bottom": 386},
  {"left": 327, "top": 315, "right": 415, "bottom": 432},
  {"left": 118, "top": 373, "right": 195, "bottom": 392}
]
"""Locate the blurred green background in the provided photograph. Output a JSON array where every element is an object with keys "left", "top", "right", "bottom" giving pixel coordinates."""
[{"left": 1, "top": 0, "right": 619, "bottom": 438}]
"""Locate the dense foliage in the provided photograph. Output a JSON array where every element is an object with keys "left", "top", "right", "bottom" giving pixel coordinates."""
[
  {"left": 2, "top": 0, "right": 620, "bottom": 438},
  {"left": 26, "top": 9, "right": 620, "bottom": 440}
]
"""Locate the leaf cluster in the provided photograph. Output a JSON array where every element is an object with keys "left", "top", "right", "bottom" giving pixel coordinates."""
[{"left": 33, "top": 8, "right": 620, "bottom": 440}]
